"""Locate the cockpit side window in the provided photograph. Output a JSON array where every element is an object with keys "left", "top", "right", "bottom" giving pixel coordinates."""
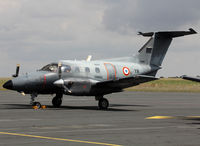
[{"left": 62, "top": 65, "right": 71, "bottom": 73}]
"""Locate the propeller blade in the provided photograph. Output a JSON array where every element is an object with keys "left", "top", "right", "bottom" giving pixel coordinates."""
[
  {"left": 12, "top": 64, "right": 20, "bottom": 77},
  {"left": 58, "top": 62, "right": 62, "bottom": 79},
  {"left": 62, "top": 85, "right": 72, "bottom": 93}
]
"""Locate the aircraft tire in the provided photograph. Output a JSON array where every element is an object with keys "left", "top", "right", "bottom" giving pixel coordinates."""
[
  {"left": 98, "top": 98, "right": 109, "bottom": 110},
  {"left": 52, "top": 97, "right": 62, "bottom": 108}
]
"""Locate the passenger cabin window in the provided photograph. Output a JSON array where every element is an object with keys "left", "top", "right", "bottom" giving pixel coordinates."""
[
  {"left": 75, "top": 67, "right": 80, "bottom": 73},
  {"left": 95, "top": 67, "right": 100, "bottom": 73},
  {"left": 62, "top": 65, "right": 71, "bottom": 73},
  {"left": 40, "top": 63, "right": 58, "bottom": 72},
  {"left": 85, "top": 67, "right": 90, "bottom": 73}
]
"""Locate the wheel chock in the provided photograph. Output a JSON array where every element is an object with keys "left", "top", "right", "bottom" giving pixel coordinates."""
[
  {"left": 41, "top": 105, "right": 46, "bottom": 109},
  {"left": 32, "top": 106, "right": 39, "bottom": 109},
  {"left": 32, "top": 105, "right": 46, "bottom": 109}
]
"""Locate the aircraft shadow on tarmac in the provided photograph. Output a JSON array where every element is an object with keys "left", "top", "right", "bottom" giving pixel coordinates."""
[
  {"left": 186, "top": 118, "right": 200, "bottom": 125},
  {"left": 0, "top": 103, "right": 148, "bottom": 111},
  {"left": 188, "top": 122, "right": 200, "bottom": 125},
  {"left": 110, "top": 104, "right": 150, "bottom": 107},
  {"left": 0, "top": 104, "right": 32, "bottom": 109}
]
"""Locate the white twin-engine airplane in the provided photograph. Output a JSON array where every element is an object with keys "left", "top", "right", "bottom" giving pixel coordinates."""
[{"left": 3, "top": 28, "right": 197, "bottom": 109}]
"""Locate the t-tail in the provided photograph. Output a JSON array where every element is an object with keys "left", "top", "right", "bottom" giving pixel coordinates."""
[{"left": 137, "top": 28, "right": 197, "bottom": 76}]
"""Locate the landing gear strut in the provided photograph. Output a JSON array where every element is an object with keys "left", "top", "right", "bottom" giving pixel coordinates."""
[
  {"left": 30, "top": 93, "right": 41, "bottom": 109},
  {"left": 96, "top": 96, "right": 109, "bottom": 110},
  {"left": 52, "top": 93, "right": 63, "bottom": 108}
]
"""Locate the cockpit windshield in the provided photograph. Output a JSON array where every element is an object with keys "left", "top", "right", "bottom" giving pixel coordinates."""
[
  {"left": 40, "top": 63, "right": 71, "bottom": 73},
  {"left": 40, "top": 63, "right": 58, "bottom": 72}
]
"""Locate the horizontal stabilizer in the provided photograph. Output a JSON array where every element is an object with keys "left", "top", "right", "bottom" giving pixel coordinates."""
[
  {"left": 138, "top": 28, "right": 197, "bottom": 38},
  {"left": 156, "top": 28, "right": 197, "bottom": 38},
  {"left": 181, "top": 75, "right": 200, "bottom": 82},
  {"left": 138, "top": 32, "right": 154, "bottom": 37}
]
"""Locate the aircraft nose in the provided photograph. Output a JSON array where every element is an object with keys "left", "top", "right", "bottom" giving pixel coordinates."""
[{"left": 3, "top": 80, "right": 13, "bottom": 90}]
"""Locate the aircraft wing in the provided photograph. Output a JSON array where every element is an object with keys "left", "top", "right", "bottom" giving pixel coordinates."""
[
  {"left": 54, "top": 75, "right": 158, "bottom": 95},
  {"left": 95, "top": 75, "right": 158, "bottom": 89},
  {"left": 181, "top": 75, "right": 200, "bottom": 82}
]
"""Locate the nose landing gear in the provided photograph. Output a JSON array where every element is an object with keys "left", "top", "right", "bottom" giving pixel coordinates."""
[
  {"left": 29, "top": 93, "right": 63, "bottom": 109},
  {"left": 30, "top": 93, "right": 38, "bottom": 105},
  {"left": 30, "top": 93, "right": 44, "bottom": 109},
  {"left": 32, "top": 102, "right": 41, "bottom": 109}
]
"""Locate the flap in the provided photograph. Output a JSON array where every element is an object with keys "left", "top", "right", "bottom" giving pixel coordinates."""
[{"left": 95, "top": 75, "right": 158, "bottom": 89}]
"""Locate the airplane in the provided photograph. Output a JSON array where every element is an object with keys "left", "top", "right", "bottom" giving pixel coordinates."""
[
  {"left": 181, "top": 75, "right": 200, "bottom": 82},
  {"left": 3, "top": 28, "right": 197, "bottom": 110}
]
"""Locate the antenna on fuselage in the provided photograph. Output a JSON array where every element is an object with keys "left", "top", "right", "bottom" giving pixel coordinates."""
[{"left": 86, "top": 55, "right": 92, "bottom": 62}]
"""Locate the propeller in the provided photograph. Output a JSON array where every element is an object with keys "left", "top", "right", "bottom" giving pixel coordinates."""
[
  {"left": 12, "top": 64, "right": 20, "bottom": 77},
  {"left": 58, "top": 62, "right": 62, "bottom": 79},
  {"left": 55, "top": 62, "right": 72, "bottom": 93}
]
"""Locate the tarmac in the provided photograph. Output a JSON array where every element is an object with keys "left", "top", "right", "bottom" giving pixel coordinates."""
[{"left": 1, "top": 91, "right": 200, "bottom": 146}]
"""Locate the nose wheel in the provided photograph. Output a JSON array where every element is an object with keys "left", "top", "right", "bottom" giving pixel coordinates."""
[
  {"left": 30, "top": 93, "right": 43, "bottom": 109},
  {"left": 32, "top": 102, "right": 41, "bottom": 109},
  {"left": 98, "top": 97, "right": 109, "bottom": 110}
]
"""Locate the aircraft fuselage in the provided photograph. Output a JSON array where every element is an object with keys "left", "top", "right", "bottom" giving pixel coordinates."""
[{"left": 8, "top": 60, "right": 151, "bottom": 96}]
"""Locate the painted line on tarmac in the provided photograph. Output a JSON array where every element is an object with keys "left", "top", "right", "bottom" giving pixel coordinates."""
[
  {"left": 23, "top": 126, "right": 175, "bottom": 135},
  {"left": 146, "top": 116, "right": 200, "bottom": 120},
  {"left": 146, "top": 116, "right": 175, "bottom": 119},
  {"left": 19, "top": 118, "right": 41, "bottom": 121},
  {"left": 0, "top": 132, "right": 121, "bottom": 146}
]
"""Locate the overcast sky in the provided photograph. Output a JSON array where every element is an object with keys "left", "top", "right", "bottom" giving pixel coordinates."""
[{"left": 0, "top": 0, "right": 200, "bottom": 77}]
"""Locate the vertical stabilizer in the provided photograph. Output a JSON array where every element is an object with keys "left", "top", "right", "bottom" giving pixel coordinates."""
[
  {"left": 138, "top": 37, "right": 154, "bottom": 65},
  {"left": 137, "top": 28, "right": 197, "bottom": 75},
  {"left": 150, "top": 34, "right": 172, "bottom": 67}
]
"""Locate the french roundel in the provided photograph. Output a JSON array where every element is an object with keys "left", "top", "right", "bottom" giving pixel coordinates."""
[{"left": 123, "top": 67, "right": 130, "bottom": 76}]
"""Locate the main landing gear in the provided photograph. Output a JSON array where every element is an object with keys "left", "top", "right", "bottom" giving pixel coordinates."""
[
  {"left": 52, "top": 93, "right": 63, "bottom": 108},
  {"left": 95, "top": 95, "right": 109, "bottom": 110}
]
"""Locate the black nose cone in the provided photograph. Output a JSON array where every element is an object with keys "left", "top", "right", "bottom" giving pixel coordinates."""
[{"left": 3, "top": 80, "right": 13, "bottom": 90}]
